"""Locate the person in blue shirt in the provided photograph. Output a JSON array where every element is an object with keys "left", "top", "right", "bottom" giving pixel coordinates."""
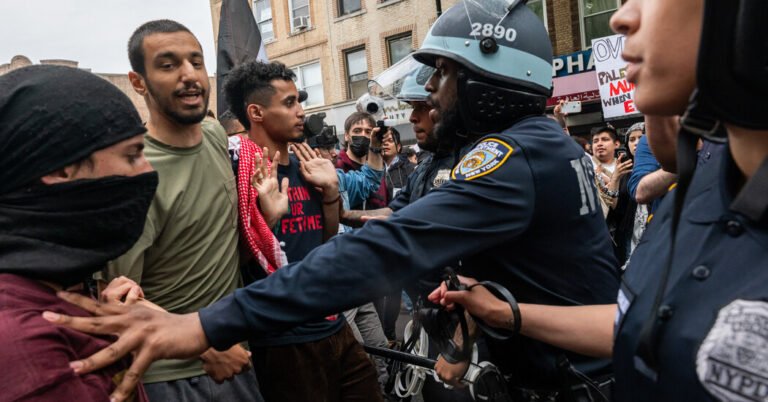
[
  {"left": 307, "top": 127, "right": 384, "bottom": 234},
  {"left": 46, "top": 2, "right": 620, "bottom": 401},
  {"left": 628, "top": 134, "right": 673, "bottom": 213}
]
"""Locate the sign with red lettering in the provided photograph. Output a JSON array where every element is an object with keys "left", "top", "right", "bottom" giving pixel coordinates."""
[{"left": 592, "top": 34, "right": 641, "bottom": 119}]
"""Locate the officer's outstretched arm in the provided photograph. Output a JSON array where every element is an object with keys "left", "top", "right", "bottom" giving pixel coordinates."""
[
  {"left": 199, "top": 136, "right": 536, "bottom": 351},
  {"left": 433, "top": 279, "right": 616, "bottom": 358}
]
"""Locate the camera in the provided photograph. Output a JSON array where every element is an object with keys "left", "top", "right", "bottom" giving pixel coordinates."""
[
  {"left": 356, "top": 94, "right": 385, "bottom": 120},
  {"left": 301, "top": 112, "right": 338, "bottom": 148}
]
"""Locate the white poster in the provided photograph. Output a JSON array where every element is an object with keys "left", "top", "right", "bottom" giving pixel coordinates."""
[{"left": 592, "top": 34, "right": 641, "bottom": 120}]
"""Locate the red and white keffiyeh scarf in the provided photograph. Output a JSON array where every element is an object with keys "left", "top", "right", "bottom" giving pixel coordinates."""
[{"left": 236, "top": 135, "right": 288, "bottom": 275}]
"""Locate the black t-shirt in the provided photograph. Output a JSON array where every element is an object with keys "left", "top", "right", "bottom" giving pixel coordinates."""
[
  {"left": 227, "top": 142, "right": 343, "bottom": 346},
  {"left": 276, "top": 155, "right": 325, "bottom": 262}
]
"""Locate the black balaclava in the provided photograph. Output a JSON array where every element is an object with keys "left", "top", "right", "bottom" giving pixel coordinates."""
[{"left": 0, "top": 65, "right": 158, "bottom": 287}]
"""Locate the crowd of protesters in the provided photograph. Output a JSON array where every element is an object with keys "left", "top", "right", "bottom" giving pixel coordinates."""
[{"left": 1, "top": 0, "right": 765, "bottom": 401}]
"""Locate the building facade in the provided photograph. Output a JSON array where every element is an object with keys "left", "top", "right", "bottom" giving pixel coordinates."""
[{"left": 210, "top": 0, "right": 631, "bottom": 141}]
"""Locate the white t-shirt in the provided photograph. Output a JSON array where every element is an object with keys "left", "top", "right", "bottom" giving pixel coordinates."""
[{"left": 600, "top": 160, "right": 617, "bottom": 175}]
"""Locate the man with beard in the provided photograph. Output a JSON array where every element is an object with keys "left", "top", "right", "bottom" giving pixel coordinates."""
[
  {"left": 101, "top": 20, "right": 262, "bottom": 401},
  {"left": 340, "top": 62, "right": 477, "bottom": 393},
  {"left": 343, "top": 56, "right": 464, "bottom": 226},
  {"left": 46, "top": 3, "right": 619, "bottom": 401}
]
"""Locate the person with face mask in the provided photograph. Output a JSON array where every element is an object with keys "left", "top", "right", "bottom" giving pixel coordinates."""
[
  {"left": 0, "top": 65, "right": 155, "bottom": 401},
  {"left": 346, "top": 56, "right": 476, "bottom": 401},
  {"left": 336, "top": 112, "right": 389, "bottom": 210},
  {"left": 45, "top": 2, "right": 621, "bottom": 401}
]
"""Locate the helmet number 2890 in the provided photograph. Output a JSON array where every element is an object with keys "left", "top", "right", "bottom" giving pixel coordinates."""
[{"left": 470, "top": 23, "right": 517, "bottom": 42}]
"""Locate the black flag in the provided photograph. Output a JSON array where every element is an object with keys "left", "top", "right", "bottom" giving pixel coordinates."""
[{"left": 216, "top": 0, "right": 268, "bottom": 117}]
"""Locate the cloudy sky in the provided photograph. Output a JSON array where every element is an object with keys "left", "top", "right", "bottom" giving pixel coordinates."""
[{"left": 0, "top": 0, "right": 218, "bottom": 74}]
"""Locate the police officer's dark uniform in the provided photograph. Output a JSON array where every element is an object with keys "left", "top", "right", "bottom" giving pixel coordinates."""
[
  {"left": 200, "top": 2, "right": 620, "bottom": 399},
  {"left": 613, "top": 1, "right": 768, "bottom": 401}
]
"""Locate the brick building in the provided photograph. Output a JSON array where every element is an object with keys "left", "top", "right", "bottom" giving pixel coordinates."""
[{"left": 210, "top": 0, "right": 632, "bottom": 141}]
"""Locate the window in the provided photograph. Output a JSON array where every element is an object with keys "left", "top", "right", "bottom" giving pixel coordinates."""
[
  {"left": 387, "top": 34, "right": 412, "bottom": 66},
  {"left": 527, "top": 0, "right": 547, "bottom": 30},
  {"left": 339, "top": 0, "right": 362, "bottom": 16},
  {"left": 289, "top": 0, "right": 310, "bottom": 32},
  {"left": 580, "top": 0, "right": 620, "bottom": 48},
  {"left": 253, "top": 0, "right": 274, "bottom": 42},
  {"left": 345, "top": 48, "right": 368, "bottom": 99},
  {"left": 294, "top": 62, "right": 324, "bottom": 107}
]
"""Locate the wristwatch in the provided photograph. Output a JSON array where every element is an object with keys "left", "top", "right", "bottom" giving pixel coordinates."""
[{"left": 369, "top": 147, "right": 382, "bottom": 154}]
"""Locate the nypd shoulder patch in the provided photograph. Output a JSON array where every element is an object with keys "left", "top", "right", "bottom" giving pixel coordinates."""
[
  {"left": 452, "top": 138, "right": 514, "bottom": 181},
  {"left": 697, "top": 299, "right": 768, "bottom": 401}
]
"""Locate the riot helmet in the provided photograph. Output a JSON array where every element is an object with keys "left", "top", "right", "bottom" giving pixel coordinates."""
[
  {"left": 413, "top": 0, "right": 553, "bottom": 135},
  {"left": 368, "top": 54, "right": 435, "bottom": 102}
]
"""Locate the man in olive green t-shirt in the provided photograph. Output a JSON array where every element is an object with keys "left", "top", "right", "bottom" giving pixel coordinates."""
[{"left": 103, "top": 20, "right": 262, "bottom": 402}]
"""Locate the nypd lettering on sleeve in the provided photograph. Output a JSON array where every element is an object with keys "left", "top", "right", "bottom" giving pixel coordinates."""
[
  {"left": 696, "top": 300, "right": 768, "bottom": 401},
  {"left": 452, "top": 138, "right": 514, "bottom": 181}
]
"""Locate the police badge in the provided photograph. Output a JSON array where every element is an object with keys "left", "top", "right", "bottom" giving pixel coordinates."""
[
  {"left": 433, "top": 169, "right": 451, "bottom": 188},
  {"left": 696, "top": 300, "right": 768, "bottom": 401}
]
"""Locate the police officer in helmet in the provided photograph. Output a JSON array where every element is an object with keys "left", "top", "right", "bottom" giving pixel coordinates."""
[
  {"left": 46, "top": 2, "right": 620, "bottom": 401},
  {"left": 431, "top": 0, "right": 768, "bottom": 401}
]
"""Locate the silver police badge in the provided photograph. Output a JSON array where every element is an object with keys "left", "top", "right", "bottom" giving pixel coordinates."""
[
  {"left": 433, "top": 169, "right": 451, "bottom": 188},
  {"left": 696, "top": 300, "right": 768, "bottom": 401}
]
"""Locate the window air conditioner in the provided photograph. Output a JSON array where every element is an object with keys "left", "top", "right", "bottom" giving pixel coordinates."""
[{"left": 293, "top": 16, "right": 310, "bottom": 30}]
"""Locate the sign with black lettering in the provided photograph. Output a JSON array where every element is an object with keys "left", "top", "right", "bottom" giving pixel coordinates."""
[{"left": 592, "top": 35, "right": 640, "bottom": 119}]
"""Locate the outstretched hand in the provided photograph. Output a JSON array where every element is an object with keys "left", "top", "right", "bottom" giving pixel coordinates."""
[
  {"left": 291, "top": 142, "right": 339, "bottom": 192},
  {"left": 611, "top": 154, "right": 634, "bottom": 183},
  {"left": 42, "top": 291, "right": 210, "bottom": 402},
  {"left": 252, "top": 147, "right": 289, "bottom": 228}
]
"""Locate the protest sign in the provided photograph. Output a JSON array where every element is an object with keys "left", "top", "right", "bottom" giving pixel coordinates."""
[{"left": 592, "top": 34, "right": 641, "bottom": 120}]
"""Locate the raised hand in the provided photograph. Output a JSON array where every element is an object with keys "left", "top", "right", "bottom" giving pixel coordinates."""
[
  {"left": 252, "top": 147, "right": 289, "bottom": 228},
  {"left": 291, "top": 142, "right": 339, "bottom": 192},
  {"left": 553, "top": 99, "right": 568, "bottom": 128},
  {"left": 611, "top": 154, "right": 634, "bottom": 183}
]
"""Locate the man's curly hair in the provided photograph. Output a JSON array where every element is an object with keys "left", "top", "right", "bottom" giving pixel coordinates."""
[{"left": 223, "top": 60, "right": 296, "bottom": 130}]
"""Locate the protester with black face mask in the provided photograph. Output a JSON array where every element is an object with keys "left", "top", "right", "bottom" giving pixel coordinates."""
[
  {"left": 336, "top": 111, "right": 388, "bottom": 210},
  {"left": 350, "top": 136, "right": 372, "bottom": 158},
  {"left": 0, "top": 65, "right": 155, "bottom": 401}
]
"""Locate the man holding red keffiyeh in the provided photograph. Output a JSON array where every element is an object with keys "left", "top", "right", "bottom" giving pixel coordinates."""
[{"left": 224, "top": 59, "right": 382, "bottom": 402}]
